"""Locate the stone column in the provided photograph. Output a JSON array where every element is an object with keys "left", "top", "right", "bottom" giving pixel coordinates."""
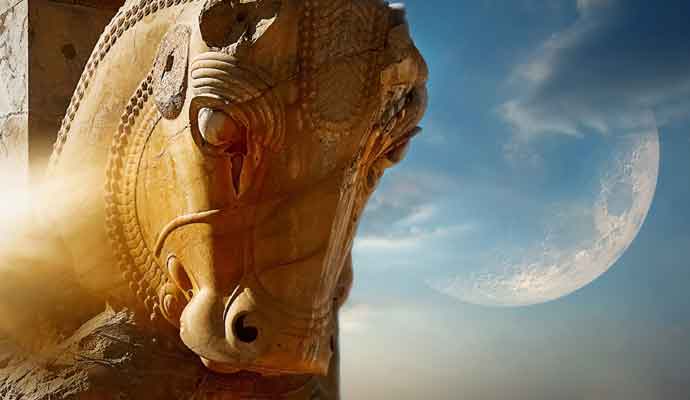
[
  {"left": 0, "top": 0, "right": 28, "bottom": 188},
  {"left": 0, "top": 0, "right": 124, "bottom": 183},
  {"left": 27, "top": 0, "right": 123, "bottom": 178}
]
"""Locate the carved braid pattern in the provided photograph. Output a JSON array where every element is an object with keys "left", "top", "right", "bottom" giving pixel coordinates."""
[
  {"left": 48, "top": 0, "right": 197, "bottom": 172},
  {"left": 104, "top": 72, "right": 169, "bottom": 323},
  {"left": 298, "top": 0, "right": 389, "bottom": 135}
]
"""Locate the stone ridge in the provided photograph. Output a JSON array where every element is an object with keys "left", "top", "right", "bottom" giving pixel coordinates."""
[
  {"left": 0, "top": 0, "right": 28, "bottom": 186},
  {"left": 47, "top": 0, "right": 125, "bottom": 10},
  {"left": 0, "top": 308, "right": 330, "bottom": 399}
]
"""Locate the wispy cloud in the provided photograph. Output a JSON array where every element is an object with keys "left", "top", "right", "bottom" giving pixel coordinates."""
[
  {"left": 353, "top": 167, "right": 473, "bottom": 257},
  {"left": 355, "top": 224, "right": 472, "bottom": 251},
  {"left": 397, "top": 203, "right": 438, "bottom": 226},
  {"left": 500, "top": 0, "right": 690, "bottom": 141},
  {"left": 359, "top": 169, "right": 461, "bottom": 237},
  {"left": 340, "top": 303, "right": 376, "bottom": 334}
]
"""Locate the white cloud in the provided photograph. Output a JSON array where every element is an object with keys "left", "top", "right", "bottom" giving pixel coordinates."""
[
  {"left": 396, "top": 203, "right": 438, "bottom": 226},
  {"left": 500, "top": 99, "right": 581, "bottom": 140},
  {"left": 355, "top": 224, "right": 471, "bottom": 252},
  {"left": 359, "top": 169, "right": 461, "bottom": 237}
]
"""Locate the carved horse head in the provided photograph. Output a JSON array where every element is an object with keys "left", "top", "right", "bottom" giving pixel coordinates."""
[{"left": 52, "top": 0, "right": 426, "bottom": 376}]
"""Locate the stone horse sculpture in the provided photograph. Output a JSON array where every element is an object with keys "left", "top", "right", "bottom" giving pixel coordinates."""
[{"left": 0, "top": 0, "right": 427, "bottom": 398}]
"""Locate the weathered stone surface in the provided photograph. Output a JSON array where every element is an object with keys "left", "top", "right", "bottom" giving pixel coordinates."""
[
  {"left": 49, "top": 0, "right": 124, "bottom": 10},
  {"left": 28, "top": 0, "right": 120, "bottom": 175},
  {"left": 0, "top": 0, "right": 28, "bottom": 187},
  {"left": 0, "top": 0, "right": 122, "bottom": 181},
  {"left": 0, "top": 308, "right": 338, "bottom": 399}
]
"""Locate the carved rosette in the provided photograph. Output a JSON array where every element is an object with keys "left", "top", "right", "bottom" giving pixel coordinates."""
[{"left": 298, "top": 0, "right": 389, "bottom": 136}]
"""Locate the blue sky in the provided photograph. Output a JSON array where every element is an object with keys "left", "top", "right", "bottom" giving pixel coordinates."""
[{"left": 341, "top": 1, "right": 690, "bottom": 398}]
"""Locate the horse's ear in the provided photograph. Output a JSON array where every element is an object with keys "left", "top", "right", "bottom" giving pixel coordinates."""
[
  {"left": 152, "top": 25, "right": 191, "bottom": 120},
  {"left": 388, "top": 2, "right": 409, "bottom": 27},
  {"left": 381, "top": 4, "right": 428, "bottom": 90}
]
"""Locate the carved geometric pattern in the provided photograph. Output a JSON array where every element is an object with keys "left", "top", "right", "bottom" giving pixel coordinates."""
[
  {"left": 104, "top": 71, "right": 169, "bottom": 325},
  {"left": 153, "top": 25, "right": 191, "bottom": 120}
]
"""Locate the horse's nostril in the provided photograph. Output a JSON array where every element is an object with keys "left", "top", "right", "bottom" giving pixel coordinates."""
[{"left": 232, "top": 313, "right": 259, "bottom": 343}]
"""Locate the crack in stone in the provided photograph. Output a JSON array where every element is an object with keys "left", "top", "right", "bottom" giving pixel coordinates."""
[
  {"left": 0, "top": 110, "right": 27, "bottom": 120},
  {"left": 0, "top": 111, "right": 27, "bottom": 157},
  {"left": 0, "top": 0, "right": 25, "bottom": 20},
  {"left": 46, "top": 0, "right": 124, "bottom": 12}
]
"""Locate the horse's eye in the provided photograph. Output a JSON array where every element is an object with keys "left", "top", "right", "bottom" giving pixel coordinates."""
[{"left": 197, "top": 108, "right": 246, "bottom": 148}]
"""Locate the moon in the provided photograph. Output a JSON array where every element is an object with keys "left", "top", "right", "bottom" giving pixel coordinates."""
[{"left": 431, "top": 129, "right": 660, "bottom": 306}]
